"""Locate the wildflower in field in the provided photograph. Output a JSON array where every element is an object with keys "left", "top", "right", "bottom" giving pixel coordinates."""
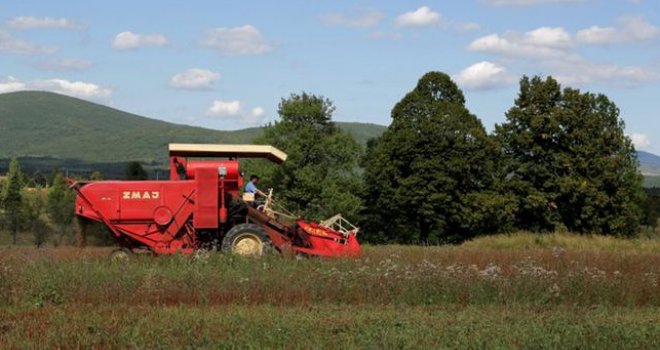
[{"left": 479, "top": 263, "right": 502, "bottom": 280}]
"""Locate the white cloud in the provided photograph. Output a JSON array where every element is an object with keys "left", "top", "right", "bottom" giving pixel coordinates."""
[
  {"left": 395, "top": 6, "right": 441, "bottom": 27},
  {"left": 321, "top": 9, "right": 382, "bottom": 28},
  {"left": 550, "top": 57, "right": 660, "bottom": 86},
  {"left": 112, "top": 31, "right": 168, "bottom": 50},
  {"left": 0, "top": 76, "right": 26, "bottom": 93},
  {"left": 630, "top": 133, "right": 651, "bottom": 150},
  {"left": 0, "top": 30, "right": 56, "bottom": 54},
  {"left": 484, "top": 0, "right": 587, "bottom": 5},
  {"left": 577, "top": 16, "right": 659, "bottom": 44},
  {"left": 6, "top": 16, "right": 85, "bottom": 30},
  {"left": 0, "top": 76, "right": 111, "bottom": 101},
  {"left": 468, "top": 27, "right": 573, "bottom": 59},
  {"left": 207, "top": 100, "right": 266, "bottom": 124},
  {"left": 575, "top": 26, "right": 617, "bottom": 44},
  {"left": 251, "top": 107, "right": 265, "bottom": 119},
  {"left": 33, "top": 59, "right": 93, "bottom": 71},
  {"left": 208, "top": 100, "right": 241, "bottom": 117},
  {"left": 526, "top": 27, "right": 572, "bottom": 47},
  {"left": 171, "top": 69, "right": 220, "bottom": 90},
  {"left": 453, "top": 61, "right": 516, "bottom": 90},
  {"left": 200, "top": 25, "right": 271, "bottom": 55},
  {"left": 468, "top": 19, "right": 660, "bottom": 87}
]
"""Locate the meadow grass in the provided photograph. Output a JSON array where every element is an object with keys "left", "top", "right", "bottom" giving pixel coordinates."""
[
  {"left": 2, "top": 304, "right": 660, "bottom": 349},
  {"left": 463, "top": 231, "right": 660, "bottom": 252},
  {"left": 0, "top": 238, "right": 659, "bottom": 348}
]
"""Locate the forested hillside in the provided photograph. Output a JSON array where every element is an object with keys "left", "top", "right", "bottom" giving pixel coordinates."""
[{"left": 0, "top": 91, "right": 385, "bottom": 175}]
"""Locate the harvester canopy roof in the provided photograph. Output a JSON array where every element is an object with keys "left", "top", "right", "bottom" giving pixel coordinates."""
[{"left": 169, "top": 144, "right": 287, "bottom": 164}]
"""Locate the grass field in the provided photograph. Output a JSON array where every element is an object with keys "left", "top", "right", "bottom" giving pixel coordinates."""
[{"left": 1, "top": 237, "right": 660, "bottom": 348}]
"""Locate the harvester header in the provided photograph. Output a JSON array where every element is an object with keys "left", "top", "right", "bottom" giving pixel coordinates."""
[{"left": 71, "top": 143, "right": 361, "bottom": 258}]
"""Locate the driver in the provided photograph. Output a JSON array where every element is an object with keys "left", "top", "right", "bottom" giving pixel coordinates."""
[{"left": 244, "top": 175, "right": 266, "bottom": 197}]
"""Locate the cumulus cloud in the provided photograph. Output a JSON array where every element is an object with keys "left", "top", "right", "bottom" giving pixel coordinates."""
[
  {"left": 33, "top": 59, "right": 93, "bottom": 71},
  {"left": 549, "top": 57, "right": 660, "bottom": 86},
  {"left": 321, "top": 9, "right": 382, "bottom": 28},
  {"left": 170, "top": 68, "right": 220, "bottom": 90},
  {"left": 208, "top": 100, "right": 241, "bottom": 116},
  {"left": 200, "top": 25, "right": 271, "bottom": 55},
  {"left": 630, "top": 133, "right": 651, "bottom": 150},
  {"left": 0, "top": 76, "right": 112, "bottom": 101},
  {"left": 6, "top": 16, "right": 85, "bottom": 30},
  {"left": 468, "top": 27, "right": 573, "bottom": 59},
  {"left": 112, "top": 31, "right": 168, "bottom": 50},
  {"left": 393, "top": 6, "right": 477, "bottom": 32},
  {"left": 395, "top": 6, "right": 441, "bottom": 27},
  {"left": 0, "top": 30, "right": 56, "bottom": 54},
  {"left": 483, "top": 0, "right": 587, "bottom": 5},
  {"left": 0, "top": 76, "right": 26, "bottom": 93},
  {"left": 207, "top": 100, "right": 266, "bottom": 124},
  {"left": 576, "top": 16, "right": 659, "bottom": 44},
  {"left": 453, "top": 61, "right": 516, "bottom": 90},
  {"left": 467, "top": 17, "right": 660, "bottom": 87}
]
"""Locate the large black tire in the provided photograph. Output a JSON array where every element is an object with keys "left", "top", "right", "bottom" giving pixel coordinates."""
[{"left": 222, "top": 224, "right": 273, "bottom": 257}]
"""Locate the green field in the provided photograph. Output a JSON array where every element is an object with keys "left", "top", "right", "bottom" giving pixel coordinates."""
[{"left": 1, "top": 237, "right": 660, "bottom": 348}]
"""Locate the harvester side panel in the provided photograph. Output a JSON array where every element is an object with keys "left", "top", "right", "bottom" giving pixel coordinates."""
[{"left": 194, "top": 168, "right": 219, "bottom": 229}]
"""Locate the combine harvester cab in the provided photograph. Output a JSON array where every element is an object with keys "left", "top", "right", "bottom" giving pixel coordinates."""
[{"left": 70, "top": 144, "right": 361, "bottom": 258}]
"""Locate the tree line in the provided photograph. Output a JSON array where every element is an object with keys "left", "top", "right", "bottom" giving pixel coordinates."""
[
  {"left": 253, "top": 72, "right": 647, "bottom": 243},
  {"left": 0, "top": 71, "right": 652, "bottom": 245},
  {"left": 0, "top": 161, "right": 140, "bottom": 246}
]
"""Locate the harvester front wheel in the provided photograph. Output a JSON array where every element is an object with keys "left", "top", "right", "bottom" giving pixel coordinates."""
[
  {"left": 110, "top": 248, "right": 132, "bottom": 262},
  {"left": 222, "top": 224, "right": 272, "bottom": 257}
]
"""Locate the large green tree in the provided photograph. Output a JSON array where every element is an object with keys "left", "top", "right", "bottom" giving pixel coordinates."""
[
  {"left": 362, "top": 72, "right": 516, "bottom": 244},
  {"left": 1, "top": 158, "right": 24, "bottom": 244},
  {"left": 252, "top": 92, "right": 363, "bottom": 221},
  {"left": 496, "top": 76, "right": 644, "bottom": 235}
]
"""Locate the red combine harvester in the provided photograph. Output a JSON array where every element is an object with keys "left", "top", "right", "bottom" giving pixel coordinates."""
[{"left": 70, "top": 144, "right": 361, "bottom": 258}]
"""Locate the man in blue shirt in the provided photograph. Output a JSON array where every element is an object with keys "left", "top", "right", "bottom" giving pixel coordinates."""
[{"left": 244, "top": 175, "right": 263, "bottom": 196}]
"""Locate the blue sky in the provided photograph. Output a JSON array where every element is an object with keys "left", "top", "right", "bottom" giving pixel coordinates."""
[{"left": 1, "top": 1, "right": 659, "bottom": 151}]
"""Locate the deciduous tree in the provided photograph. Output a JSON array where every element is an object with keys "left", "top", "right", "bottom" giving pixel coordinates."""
[
  {"left": 496, "top": 76, "right": 644, "bottom": 235},
  {"left": 363, "top": 72, "right": 516, "bottom": 244}
]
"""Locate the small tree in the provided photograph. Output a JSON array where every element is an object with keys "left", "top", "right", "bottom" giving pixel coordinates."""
[
  {"left": 90, "top": 171, "right": 104, "bottom": 181},
  {"left": 22, "top": 189, "right": 50, "bottom": 247},
  {"left": 47, "top": 173, "right": 75, "bottom": 245},
  {"left": 1, "top": 158, "right": 23, "bottom": 244},
  {"left": 125, "top": 162, "right": 148, "bottom": 180}
]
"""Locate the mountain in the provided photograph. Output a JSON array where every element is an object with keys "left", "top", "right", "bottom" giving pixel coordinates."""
[
  {"left": 0, "top": 91, "right": 386, "bottom": 172},
  {"left": 637, "top": 151, "right": 660, "bottom": 176}
]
